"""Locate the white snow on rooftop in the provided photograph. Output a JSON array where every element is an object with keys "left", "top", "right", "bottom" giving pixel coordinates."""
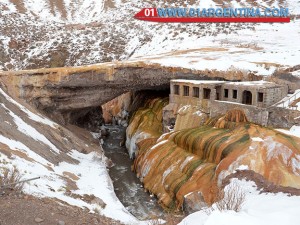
[
  {"left": 171, "top": 79, "right": 225, "bottom": 84},
  {"left": 226, "top": 81, "right": 280, "bottom": 87},
  {"left": 171, "top": 80, "right": 280, "bottom": 87}
]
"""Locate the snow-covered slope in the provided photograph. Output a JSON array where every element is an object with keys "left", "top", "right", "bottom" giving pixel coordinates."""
[
  {"left": 0, "top": 87, "right": 141, "bottom": 224},
  {"left": 138, "top": 17, "right": 300, "bottom": 76},
  {"left": 179, "top": 178, "right": 300, "bottom": 225},
  {"left": 0, "top": 0, "right": 106, "bottom": 23},
  {"left": 0, "top": 0, "right": 299, "bottom": 75}
]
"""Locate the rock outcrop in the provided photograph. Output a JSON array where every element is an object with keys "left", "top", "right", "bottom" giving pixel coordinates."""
[
  {"left": 0, "top": 61, "right": 262, "bottom": 124},
  {"left": 126, "top": 98, "right": 168, "bottom": 158},
  {"left": 0, "top": 87, "right": 99, "bottom": 165},
  {"left": 0, "top": 86, "right": 139, "bottom": 224},
  {"left": 101, "top": 92, "right": 132, "bottom": 125},
  {"left": 268, "top": 67, "right": 300, "bottom": 92},
  {"left": 128, "top": 107, "right": 300, "bottom": 211}
]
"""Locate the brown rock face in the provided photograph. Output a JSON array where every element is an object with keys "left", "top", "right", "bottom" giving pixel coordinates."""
[
  {"left": 183, "top": 191, "right": 208, "bottom": 214},
  {"left": 222, "top": 170, "right": 300, "bottom": 196},
  {"left": 0, "top": 86, "right": 102, "bottom": 166},
  {"left": 129, "top": 107, "right": 300, "bottom": 210},
  {"left": 8, "top": 39, "right": 19, "bottom": 49},
  {"left": 102, "top": 92, "right": 132, "bottom": 124},
  {"left": 0, "top": 62, "right": 261, "bottom": 123},
  {"left": 268, "top": 68, "right": 300, "bottom": 92}
]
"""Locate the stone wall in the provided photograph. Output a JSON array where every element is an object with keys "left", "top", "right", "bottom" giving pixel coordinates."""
[
  {"left": 168, "top": 80, "right": 294, "bottom": 129},
  {"left": 219, "top": 84, "right": 288, "bottom": 107},
  {"left": 170, "top": 95, "right": 211, "bottom": 113},
  {"left": 210, "top": 101, "right": 269, "bottom": 126},
  {"left": 165, "top": 96, "right": 300, "bottom": 129},
  {"left": 267, "top": 107, "right": 300, "bottom": 128},
  {"left": 209, "top": 101, "right": 300, "bottom": 128},
  {"left": 264, "top": 87, "right": 288, "bottom": 107}
]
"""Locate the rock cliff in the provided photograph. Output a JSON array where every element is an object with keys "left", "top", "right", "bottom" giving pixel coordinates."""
[
  {"left": 0, "top": 86, "right": 138, "bottom": 223},
  {"left": 126, "top": 98, "right": 169, "bottom": 159},
  {"left": 0, "top": 62, "right": 261, "bottom": 124}
]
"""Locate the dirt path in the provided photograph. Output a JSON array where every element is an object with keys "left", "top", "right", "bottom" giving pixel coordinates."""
[{"left": 0, "top": 194, "right": 122, "bottom": 225}]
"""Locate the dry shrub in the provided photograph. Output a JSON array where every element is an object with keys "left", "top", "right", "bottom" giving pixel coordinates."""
[
  {"left": 214, "top": 183, "right": 246, "bottom": 212},
  {"left": 163, "top": 214, "right": 183, "bottom": 225},
  {"left": 147, "top": 218, "right": 161, "bottom": 225},
  {"left": 147, "top": 215, "right": 163, "bottom": 225},
  {"left": 148, "top": 213, "right": 183, "bottom": 225},
  {"left": 0, "top": 166, "right": 24, "bottom": 193}
]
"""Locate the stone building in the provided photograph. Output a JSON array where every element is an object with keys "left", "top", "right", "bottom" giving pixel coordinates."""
[
  {"left": 170, "top": 79, "right": 288, "bottom": 108},
  {"left": 164, "top": 79, "right": 300, "bottom": 129}
]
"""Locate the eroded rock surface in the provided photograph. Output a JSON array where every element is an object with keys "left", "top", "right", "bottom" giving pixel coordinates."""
[
  {"left": 0, "top": 86, "right": 138, "bottom": 224},
  {"left": 128, "top": 106, "right": 300, "bottom": 211},
  {"left": 0, "top": 62, "right": 261, "bottom": 123}
]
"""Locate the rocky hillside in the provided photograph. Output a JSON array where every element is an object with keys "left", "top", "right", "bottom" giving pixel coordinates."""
[
  {"left": 1, "top": 0, "right": 299, "bottom": 77},
  {"left": 0, "top": 85, "right": 142, "bottom": 224}
]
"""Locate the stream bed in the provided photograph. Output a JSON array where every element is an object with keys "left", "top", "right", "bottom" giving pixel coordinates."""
[{"left": 102, "top": 125, "right": 164, "bottom": 220}]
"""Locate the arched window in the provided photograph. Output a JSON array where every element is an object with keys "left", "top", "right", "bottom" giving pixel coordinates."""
[{"left": 242, "top": 90, "right": 252, "bottom": 105}]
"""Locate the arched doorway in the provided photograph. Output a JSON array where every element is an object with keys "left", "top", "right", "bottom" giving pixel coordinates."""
[{"left": 242, "top": 90, "right": 252, "bottom": 105}]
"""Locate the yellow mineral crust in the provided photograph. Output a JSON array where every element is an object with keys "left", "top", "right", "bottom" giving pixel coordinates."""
[
  {"left": 130, "top": 106, "right": 300, "bottom": 210},
  {"left": 173, "top": 105, "right": 209, "bottom": 131},
  {"left": 126, "top": 98, "right": 169, "bottom": 158}
]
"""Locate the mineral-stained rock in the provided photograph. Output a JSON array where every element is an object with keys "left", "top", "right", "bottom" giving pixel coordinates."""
[
  {"left": 0, "top": 62, "right": 261, "bottom": 123},
  {"left": 183, "top": 191, "right": 208, "bottom": 214},
  {"left": 102, "top": 92, "right": 132, "bottom": 124},
  {"left": 130, "top": 107, "right": 300, "bottom": 210},
  {"left": 126, "top": 97, "right": 169, "bottom": 158},
  {"left": 163, "top": 103, "right": 209, "bottom": 132},
  {"left": 222, "top": 170, "right": 300, "bottom": 196}
]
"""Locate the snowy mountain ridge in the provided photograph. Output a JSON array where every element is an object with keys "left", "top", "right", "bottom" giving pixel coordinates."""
[{"left": 0, "top": 0, "right": 299, "bottom": 75}]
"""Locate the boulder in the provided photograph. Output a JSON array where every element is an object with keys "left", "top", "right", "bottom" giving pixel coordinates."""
[{"left": 183, "top": 191, "right": 208, "bottom": 214}]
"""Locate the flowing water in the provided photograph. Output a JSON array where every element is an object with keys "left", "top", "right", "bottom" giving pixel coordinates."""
[{"left": 102, "top": 125, "right": 164, "bottom": 220}]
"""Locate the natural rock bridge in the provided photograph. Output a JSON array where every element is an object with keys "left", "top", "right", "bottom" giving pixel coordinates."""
[{"left": 0, "top": 61, "right": 259, "bottom": 123}]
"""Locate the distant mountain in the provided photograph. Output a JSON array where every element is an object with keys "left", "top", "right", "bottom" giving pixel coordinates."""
[{"left": 0, "top": 0, "right": 299, "bottom": 72}]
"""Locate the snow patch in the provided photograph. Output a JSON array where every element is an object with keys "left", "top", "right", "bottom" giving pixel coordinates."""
[
  {"left": 1, "top": 103, "right": 60, "bottom": 154},
  {"left": 0, "top": 89, "right": 57, "bottom": 128},
  {"left": 179, "top": 179, "right": 300, "bottom": 225}
]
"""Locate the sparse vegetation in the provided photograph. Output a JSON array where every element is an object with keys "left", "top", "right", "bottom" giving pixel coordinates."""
[
  {"left": 206, "top": 183, "right": 246, "bottom": 214},
  {"left": 147, "top": 217, "right": 162, "bottom": 225},
  {"left": 147, "top": 212, "right": 164, "bottom": 225},
  {"left": 93, "top": 206, "right": 101, "bottom": 215},
  {"left": 147, "top": 213, "right": 183, "bottom": 225},
  {"left": 0, "top": 166, "right": 24, "bottom": 194},
  {"left": 163, "top": 213, "right": 183, "bottom": 225}
]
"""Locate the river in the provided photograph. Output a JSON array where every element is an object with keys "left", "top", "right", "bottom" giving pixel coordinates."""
[{"left": 102, "top": 125, "right": 165, "bottom": 220}]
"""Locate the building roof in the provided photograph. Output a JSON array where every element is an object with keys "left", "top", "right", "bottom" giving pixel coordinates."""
[
  {"left": 171, "top": 80, "right": 283, "bottom": 88},
  {"left": 171, "top": 79, "right": 225, "bottom": 85},
  {"left": 225, "top": 81, "right": 282, "bottom": 88}
]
